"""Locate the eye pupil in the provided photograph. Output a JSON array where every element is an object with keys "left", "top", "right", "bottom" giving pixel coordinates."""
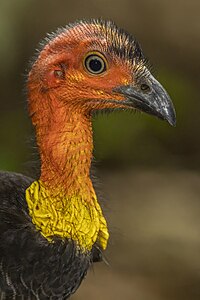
[
  {"left": 89, "top": 58, "right": 102, "bottom": 72},
  {"left": 85, "top": 54, "right": 107, "bottom": 75}
]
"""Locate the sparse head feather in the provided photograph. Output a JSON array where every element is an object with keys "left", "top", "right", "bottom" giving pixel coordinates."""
[
  {"left": 33, "top": 19, "right": 147, "bottom": 78},
  {"left": 45, "top": 19, "right": 145, "bottom": 62}
]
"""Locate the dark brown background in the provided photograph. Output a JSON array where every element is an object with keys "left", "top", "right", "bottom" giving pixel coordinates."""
[{"left": 0, "top": 1, "right": 200, "bottom": 299}]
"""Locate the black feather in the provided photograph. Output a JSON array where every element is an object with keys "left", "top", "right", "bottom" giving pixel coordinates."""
[{"left": 0, "top": 171, "right": 100, "bottom": 299}]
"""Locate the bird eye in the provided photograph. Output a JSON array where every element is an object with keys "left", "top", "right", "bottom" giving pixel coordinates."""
[{"left": 84, "top": 52, "right": 107, "bottom": 75}]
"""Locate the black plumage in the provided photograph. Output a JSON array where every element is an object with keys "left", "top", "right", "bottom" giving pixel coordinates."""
[{"left": 0, "top": 172, "right": 100, "bottom": 299}]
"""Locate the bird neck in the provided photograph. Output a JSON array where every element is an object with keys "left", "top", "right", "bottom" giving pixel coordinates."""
[
  {"left": 38, "top": 103, "right": 94, "bottom": 196},
  {"left": 26, "top": 99, "right": 109, "bottom": 251}
]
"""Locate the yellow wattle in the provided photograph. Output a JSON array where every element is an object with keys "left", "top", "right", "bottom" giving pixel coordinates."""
[{"left": 25, "top": 180, "right": 109, "bottom": 251}]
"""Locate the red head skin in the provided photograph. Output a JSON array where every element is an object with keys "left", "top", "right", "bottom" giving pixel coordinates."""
[{"left": 28, "top": 21, "right": 138, "bottom": 197}]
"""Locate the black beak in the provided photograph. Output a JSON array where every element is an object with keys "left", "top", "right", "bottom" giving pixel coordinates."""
[{"left": 114, "top": 74, "right": 176, "bottom": 126}]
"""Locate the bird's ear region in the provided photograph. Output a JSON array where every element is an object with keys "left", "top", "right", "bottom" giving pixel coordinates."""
[{"left": 44, "top": 64, "right": 66, "bottom": 88}]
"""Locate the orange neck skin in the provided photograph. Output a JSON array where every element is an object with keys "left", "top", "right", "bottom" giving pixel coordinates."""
[{"left": 33, "top": 96, "right": 94, "bottom": 198}]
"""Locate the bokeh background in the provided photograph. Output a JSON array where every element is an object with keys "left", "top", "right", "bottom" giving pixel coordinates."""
[{"left": 0, "top": 1, "right": 200, "bottom": 299}]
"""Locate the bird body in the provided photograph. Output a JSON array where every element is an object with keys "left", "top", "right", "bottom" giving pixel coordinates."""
[{"left": 0, "top": 19, "right": 175, "bottom": 299}]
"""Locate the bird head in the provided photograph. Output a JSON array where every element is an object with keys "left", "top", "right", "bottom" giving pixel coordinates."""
[{"left": 28, "top": 19, "right": 176, "bottom": 126}]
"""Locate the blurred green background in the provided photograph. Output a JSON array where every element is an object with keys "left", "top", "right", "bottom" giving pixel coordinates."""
[{"left": 0, "top": 1, "right": 200, "bottom": 299}]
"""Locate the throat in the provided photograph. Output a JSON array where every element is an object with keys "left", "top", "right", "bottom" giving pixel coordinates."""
[
  {"left": 26, "top": 104, "right": 109, "bottom": 251},
  {"left": 39, "top": 106, "right": 94, "bottom": 195}
]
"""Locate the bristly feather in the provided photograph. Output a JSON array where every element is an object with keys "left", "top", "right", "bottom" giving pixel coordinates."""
[
  {"left": 91, "top": 19, "right": 145, "bottom": 61},
  {"left": 29, "top": 19, "right": 147, "bottom": 74}
]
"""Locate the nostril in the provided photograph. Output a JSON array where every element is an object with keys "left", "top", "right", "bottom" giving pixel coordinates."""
[{"left": 140, "top": 83, "right": 151, "bottom": 93}]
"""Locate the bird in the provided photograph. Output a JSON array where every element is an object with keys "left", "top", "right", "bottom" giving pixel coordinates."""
[{"left": 0, "top": 19, "right": 176, "bottom": 299}]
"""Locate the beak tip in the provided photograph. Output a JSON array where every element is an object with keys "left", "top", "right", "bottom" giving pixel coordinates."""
[
  {"left": 167, "top": 118, "right": 176, "bottom": 127},
  {"left": 164, "top": 107, "right": 176, "bottom": 127}
]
